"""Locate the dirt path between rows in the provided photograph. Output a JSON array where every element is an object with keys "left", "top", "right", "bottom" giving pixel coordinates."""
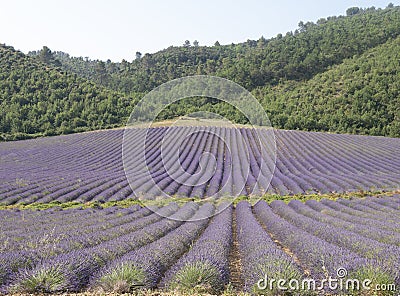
[{"left": 228, "top": 208, "right": 244, "bottom": 290}]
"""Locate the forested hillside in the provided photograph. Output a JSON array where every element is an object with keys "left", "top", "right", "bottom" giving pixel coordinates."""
[
  {"left": 39, "top": 5, "right": 400, "bottom": 92},
  {"left": 1, "top": 5, "right": 400, "bottom": 140},
  {"left": 256, "top": 36, "right": 400, "bottom": 137},
  {"left": 149, "top": 34, "right": 400, "bottom": 137},
  {"left": 0, "top": 45, "right": 139, "bottom": 140}
]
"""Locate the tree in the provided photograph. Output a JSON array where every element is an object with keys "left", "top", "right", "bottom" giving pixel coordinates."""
[
  {"left": 257, "top": 36, "right": 267, "bottom": 47},
  {"left": 120, "top": 59, "right": 128, "bottom": 71},
  {"left": 53, "top": 59, "right": 62, "bottom": 68},
  {"left": 95, "top": 61, "right": 108, "bottom": 85},
  {"left": 39, "top": 46, "right": 53, "bottom": 64},
  {"left": 214, "top": 41, "right": 220, "bottom": 46},
  {"left": 346, "top": 7, "right": 360, "bottom": 16},
  {"left": 38, "top": 46, "right": 62, "bottom": 67},
  {"left": 184, "top": 40, "right": 191, "bottom": 47},
  {"left": 387, "top": 3, "right": 394, "bottom": 8},
  {"left": 298, "top": 21, "right": 306, "bottom": 32},
  {"left": 135, "top": 51, "right": 142, "bottom": 59},
  {"left": 193, "top": 40, "right": 199, "bottom": 47},
  {"left": 246, "top": 39, "right": 257, "bottom": 47}
]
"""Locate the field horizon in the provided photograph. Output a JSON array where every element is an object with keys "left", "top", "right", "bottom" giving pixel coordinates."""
[{"left": 4, "top": 116, "right": 400, "bottom": 143}]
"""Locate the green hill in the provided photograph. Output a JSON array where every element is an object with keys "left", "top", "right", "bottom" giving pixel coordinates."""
[
  {"left": 1, "top": 5, "right": 400, "bottom": 140},
  {"left": 0, "top": 44, "right": 139, "bottom": 140},
  {"left": 257, "top": 36, "right": 400, "bottom": 137},
  {"left": 44, "top": 5, "right": 400, "bottom": 92}
]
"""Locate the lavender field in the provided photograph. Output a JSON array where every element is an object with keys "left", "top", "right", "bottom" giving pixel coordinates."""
[
  {"left": 0, "top": 127, "right": 399, "bottom": 204},
  {"left": 0, "top": 196, "right": 399, "bottom": 294},
  {"left": 1, "top": 126, "right": 399, "bottom": 294}
]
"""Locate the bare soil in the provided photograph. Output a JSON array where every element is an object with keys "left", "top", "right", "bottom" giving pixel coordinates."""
[{"left": 228, "top": 209, "right": 244, "bottom": 290}]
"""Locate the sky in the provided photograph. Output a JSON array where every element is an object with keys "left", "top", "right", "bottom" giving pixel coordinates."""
[{"left": 0, "top": 0, "right": 398, "bottom": 62}]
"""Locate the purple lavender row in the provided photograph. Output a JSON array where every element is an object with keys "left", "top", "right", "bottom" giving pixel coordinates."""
[
  {"left": 162, "top": 127, "right": 203, "bottom": 196},
  {"left": 289, "top": 200, "right": 400, "bottom": 246},
  {"left": 368, "top": 196, "right": 400, "bottom": 210},
  {"left": 56, "top": 176, "right": 127, "bottom": 203},
  {"left": 0, "top": 205, "right": 170, "bottom": 288},
  {"left": 236, "top": 201, "right": 303, "bottom": 294},
  {"left": 232, "top": 129, "right": 249, "bottom": 196},
  {"left": 0, "top": 172, "right": 123, "bottom": 205},
  {"left": 337, "top": 198, "right": 400, "bottom": 221},
  {"left": 127, "top": 126, "right": 190, "bottom": 195},
  {"left": 0, "top": 208, "right": 124, "bottom": 250},
  {"left": 314, "top": 133, "right": 400, "bottom": 186},
  {"left": 284, "top": 131, "right": 399, "bottom": 191},
  {"left": 1, "top": 127, "right": 399, "bottom": 201},
  {"left": 203, "top": 128, "right": 224, "bottom": 196},
  {"left": 6, "top": 202, "right": 197, "bottom": 293},
  {"left": 273, "top": 132, "right": 337, "bottom": 194},
  {"left": 0, "top": 205, "right": 139, "bottom": 235},
  {"left": 37, "top": 174, "right": 126, "bottom": 204},
  {"left": 0, "top": 139, "right": 126, "bottom": 196},
  {"left": 207, "top": 128, "right": 229, "bottom": 197},
  {"left": 172, "top": 129, "right": 213, "bottom": 197},
  {"left": 253, "top": 201, "right": 392, "bottom": 290},
  {"left": 160, "top": 202, "right": 232, "bottom": 293},
  {"left": 362, "top": 197, "right": 400, "bottom": 214},
  {"left": 306, "top": 199, "right": 400, "bottom": 234},
  {"left": 0, "top": 177, "right": 73, "bottom": 203},
  {"left": 273, "top": 135, "right": 332, "bottom": 193},
  {"left": 0, "top": 130, "right": 124, "bottom": 179},
  {"left": 255, "top": 128, "right": 281, "bottom": 195},
  {"left": 236, "top": 129, "right": 255, "bottom": 194},
  {"left": 217, "top": 128, "right": 234, "bottom": 197},
  {"left": 241, "top": 129, "right": 264, "bottom": 195},
  {"left": 274, "top": 130, "right": 400, "bottom": 193},
  {"left": 189, "top": 129, "right": 218, "bottom": 197},
  {"left": 321, "top": 198, "right": 400, "bottom": 226},
  {"left": 0, "top": 132, "right": 126, "bottom": 204},
  {"left": 0, "top": 204, "right": 163, "bottom": 287},
  {"left": 0, "top": 206, "right": 116, "bottom": 232},
  {"left": 279, "top": 131, "right": 370, "bottom": 191},
  {"left": 313, "top": 132, "right": 399, "bottom": 173},
  {"left": 161, "top": 128, "right": 217, "bottom": 198},
  {"left": 127, "top": 127, "right": 178, "bottom": 181},
  {"left": 33, "top": 205, "right": 166, "bottom": 254},
  {"left": 161, "top": 128, "right": 209, "bottom": 197},
  {"left": 349, "top": 198, "right": 400, "bottom": 215},
  {"left": 385, "top": 195, "right": 400, "bottom": 203},
  {"left": 1, "top": 207, "right": 141, "bottom": 249},
  {"left": 104, "top": 183, "right": 133, "bottom": 202},
  {"left": 270, "top": 200, "right": 400, "bottom": 272},
  {"left": 90, "top": 203, "right": 214, "bottom": 293},
  {"left": 243, "top": 128, "right": 277, "bottom": 195},
  {"left": 3, "top": 205, "right": 150, "bottom": 252}
]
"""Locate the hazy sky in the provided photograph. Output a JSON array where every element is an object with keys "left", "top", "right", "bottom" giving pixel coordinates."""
[{"left": 0, "top": 0, "right": 398, "bottom": 62}]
